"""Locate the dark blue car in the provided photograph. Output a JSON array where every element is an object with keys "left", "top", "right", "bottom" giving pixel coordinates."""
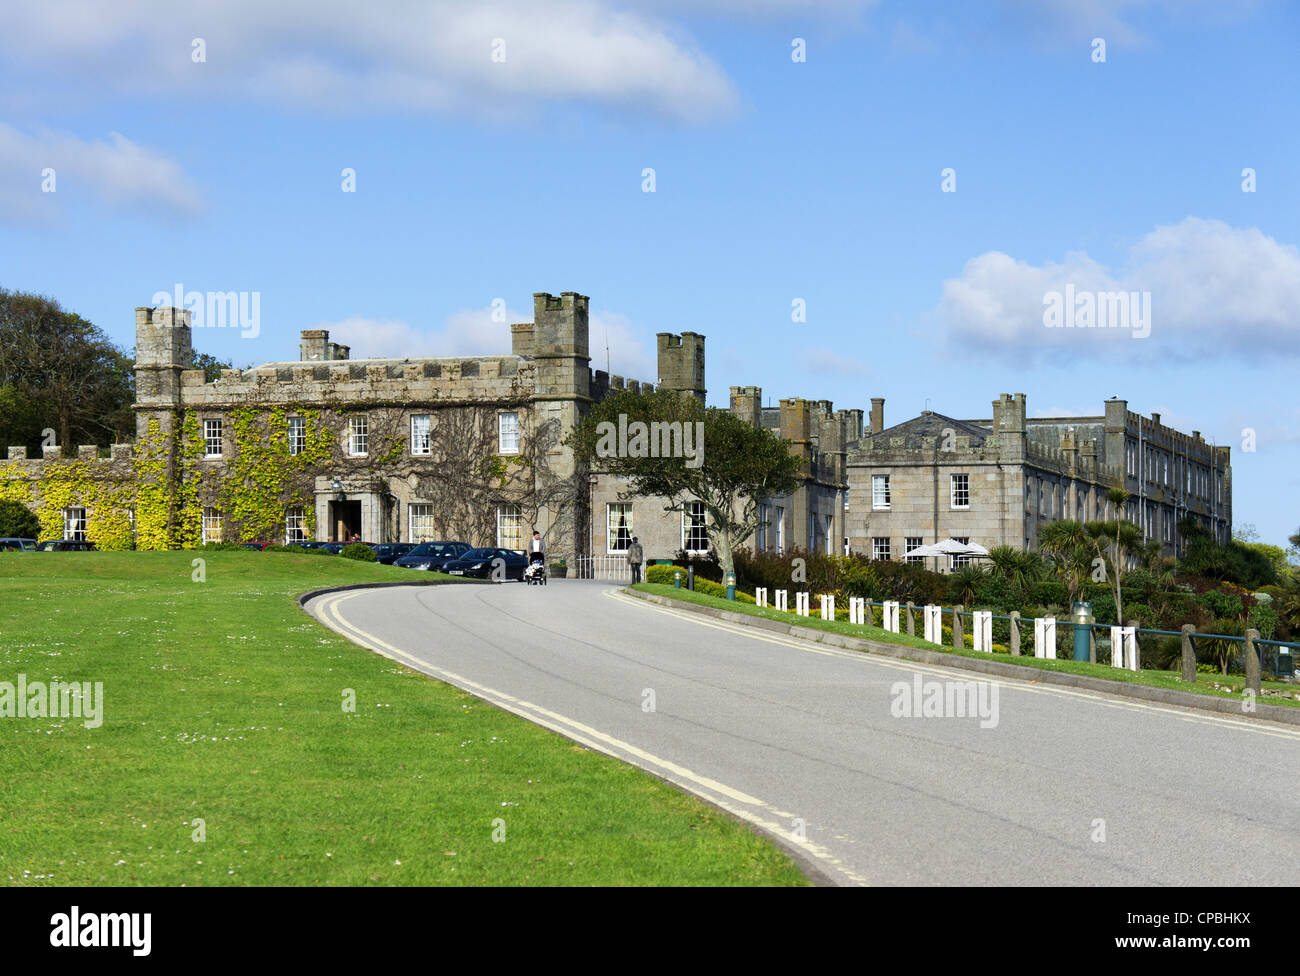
[
  {"left": 393, "top": 541, "right": 472, "bottom": 572},
  {"left": 440, "top": 547, "right": 528, "bottom": 581}
]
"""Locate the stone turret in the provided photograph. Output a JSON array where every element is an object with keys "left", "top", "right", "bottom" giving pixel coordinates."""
[
  {"left": 657, "top": 331, "right": 706, "bottom": 404},
  {"left": 299, "top": 329, "right": 350, "bottom": 362},
  {"left": 730, "top": 385, "right": 762, "bottom": 427},
  {"left": 134, "top": 306, "right": 193, "bottom": 439}
]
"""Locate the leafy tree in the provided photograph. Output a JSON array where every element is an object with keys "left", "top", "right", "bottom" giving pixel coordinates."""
[
  {"left": 570, "top": 389, "right": 801, "bottom": 582},
  {"left": 0, "top": 499, "right": 39, "bottom": 538},
  {"left": 0, "top": 290, "right": 135, "bottom": 452}
]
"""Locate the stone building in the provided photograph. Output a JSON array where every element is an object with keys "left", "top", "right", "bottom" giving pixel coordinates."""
[
  {"left": 844, "top": 393, "right": 1232, "bottom": 572},
  {"left": 1, "top": 293, "right": 1232, "bottom": 570},
  {"left": 1, "top": 291, "right": 692, "bottom": 560}
]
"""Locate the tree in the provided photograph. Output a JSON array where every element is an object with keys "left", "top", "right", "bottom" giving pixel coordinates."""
[
  {"left": 986, "top": 545, "right": 1046, "bottom": 600},
  {"left": 0, "top": 499, "right": 39, "bottom": 538},
  {"left": 1037, "top": 520, "right": 1093, "bottom": 608},
  {"left": 1084, "top": 488, "right": 1143, "bottom": 624},
  {"left": 570, "top": 389, "right": 802, "bottom": 581},
  {"left": 0, "top": 290, "right": 135, "bottom": 452}
]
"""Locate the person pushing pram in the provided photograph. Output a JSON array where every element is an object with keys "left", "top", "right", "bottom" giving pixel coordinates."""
[{"left": 524, "top": 529, "right": 547, "bottom": 585}]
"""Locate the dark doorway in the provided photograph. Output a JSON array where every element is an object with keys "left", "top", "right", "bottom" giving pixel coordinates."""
[{"left": 329, "top": 500, "right": 362, "bottom": 542}]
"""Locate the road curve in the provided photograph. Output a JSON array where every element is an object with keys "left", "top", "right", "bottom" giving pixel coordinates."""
[{"left": 305, "top": 580, "right": 1300, "bottom": 886}]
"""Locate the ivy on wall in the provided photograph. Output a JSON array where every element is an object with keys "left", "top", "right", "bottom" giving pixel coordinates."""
[{"left": 220, "top": 405, "right": 333, "bottom": 543}]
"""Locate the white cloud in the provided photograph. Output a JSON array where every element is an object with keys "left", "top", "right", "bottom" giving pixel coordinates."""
[
  {"left": 804, "top": 347, "right": 869, "bottom": 377},
  {"left": 0, "top": 123, "right": 202, "bottom": 221},
  {"left": 936, "top": 218, "right": 1300, "bottom": 363},
  {"left": 1, "top": 1, "right": 740, "bottom": 124},
  {"left": 312, "top": 302, "right": 656, "bottom": 381}
]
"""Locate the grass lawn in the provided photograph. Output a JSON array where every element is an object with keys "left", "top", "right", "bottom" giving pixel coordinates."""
[
  {"left": 0, "top": 552, "right": 807, "bottom": 886},
  {"left": 632, "top": 583, "right": 1300, "bottom": 708}
]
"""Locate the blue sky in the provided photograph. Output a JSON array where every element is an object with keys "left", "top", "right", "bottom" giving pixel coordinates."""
[{"left": 0, "top": 0, "right": 1296, "bottom": 546}]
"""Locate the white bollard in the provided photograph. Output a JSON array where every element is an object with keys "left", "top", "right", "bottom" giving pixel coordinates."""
[
  {"left": 795, "top": 592, "right": 810, "bottom": 616},
  {"left": 923, "top": 604, "right": 942, "bottom": 644},
  {"left": 973, "top": 610, "right": 993, "bottom": 652},
  {"left": 1034, "top": 617, "right": 1057, "bottom": 659},
  {"left": 1110, "top": 626, "right": 1137, "bottom": 671},
  {"left": 819, "top": 594, "right": 835, "bottom": 620},
  {"left": 882, "top": 600, "right": 900, "bottom": 634},
  {"left": 848, "top": 597, "right": 865, "bottom": 625},
  {"left": 755, "top": 587, "right": 768, "bottom": 608},
  {"left": 774, "top": 589, "right": 788, "bottom": 612}
]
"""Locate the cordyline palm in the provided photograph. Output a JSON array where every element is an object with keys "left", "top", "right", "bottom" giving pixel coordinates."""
[
  {"left": 1037, "top": 520, "right": 1092, "bottom": 607},
  {"left": 1085, "top": 487, "right": 1142, "bottom": 624},
  {"left": 987, "top": 545, "right": 1046, "bottom": 599},
  {"left": 949, "top": 564, "right": 987, "bottom": 606}
]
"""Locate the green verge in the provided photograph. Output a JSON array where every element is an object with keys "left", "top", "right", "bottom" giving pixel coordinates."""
[
  {"left": 0, "top": 553, "right": 807, "bottom": 886},
  {"left": 632, "top": 583, "right": 1300, "bottom": 708}
]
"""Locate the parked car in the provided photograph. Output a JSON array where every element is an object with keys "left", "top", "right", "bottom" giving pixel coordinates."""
[
  {"left": 369, "top": 542, "right": 416, "bottom": 565},
  {"left": 286, "top": 541, "right": 330, "bottom": 550},
  {"left": 321, "top": 542, "right": 348, "bottom": 554},
  {"left": 36, "top": 540, "right": 97, "bottom": 551},
  {"left": 0, "top": 537, "right": 37, "bottom": 551},
  {"left": 239, "top": 543, "right": 269, "bottom": 550},
  {"left": 393, "top": 541, "right": 472, "bottom": 572},
  {"left": 441, "top": 547, "right": 528, "bottom": 581}
]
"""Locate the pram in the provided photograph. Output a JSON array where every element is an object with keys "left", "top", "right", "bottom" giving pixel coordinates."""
[{"left": 524, "top": 551, "right": 547, "bottom": 585}]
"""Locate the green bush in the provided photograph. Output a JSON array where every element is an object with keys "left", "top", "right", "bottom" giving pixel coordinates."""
[
  {"left": 200, "top": 541, "right": 246, "bottom": 552},
  {"left": 646, "top": 564, "right": 684, "bottom": 585},
  {"left": 341, "top": 543, "right": 377, "bottom": 562},
  {"left": 0, "top": 499, "right": 39, "bottom": 539}
]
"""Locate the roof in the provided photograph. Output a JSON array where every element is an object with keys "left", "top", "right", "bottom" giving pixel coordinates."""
[{"left": 867, "top": 411, "right": 991, "bottom": 448}]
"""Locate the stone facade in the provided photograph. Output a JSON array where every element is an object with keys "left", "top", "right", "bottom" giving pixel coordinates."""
[
  {"left": 845, "top": 393, "right": 1231, "bottom": 572},
  {"left": 2, "top": 295, "right": 1232, "bottom": 567}
]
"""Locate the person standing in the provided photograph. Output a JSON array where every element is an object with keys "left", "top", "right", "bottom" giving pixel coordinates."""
[
  {"left": 529, "top": 530, "right": 544, "bottom": 565},
  {"left": 627, "top": 536, "right": 644, "bottom": 583}
]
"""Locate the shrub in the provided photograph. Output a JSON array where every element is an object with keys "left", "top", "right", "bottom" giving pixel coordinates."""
[
  {"left": 646, "top": 564, "right": 684, "bottom": 585},
  {"left": 0, "top": 499, "right": 39, "bottom": 539},
  {"left": 688, "top": 577, "right": 756, "bottom": 603},
  {"left": 200, "top": 541, "right": 246, "bottom": 552},
  {"left": 341, "top": 543, "right": 377, "bottom": 562}
]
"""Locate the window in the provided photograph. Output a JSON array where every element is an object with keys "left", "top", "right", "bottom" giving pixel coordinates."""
[
  {"left": 409, "top": 504, "right": 435, "bottom": 543},
  {"left": 411, "top": 414, "right": 431, "bottom": 456},
  {"left": 496, "top": 504, "right": 522, "bottom": 550},
  {"left": 905, "top": 537, "right": 924, "bottom": 565},
  {"left": 201, "top": 507, "right": 223, "bottom": 544},
  {"left": 825, "top": 515, "right": 833, "bottom": 555},
  {"left": 757, "top": 503, "right": 768, "bottom": 551},
  {"left": 950, "top": 473, "right": 970, "bottom": 509},
  {"left": 872, "top": 537, "right": 891, "bottom": 561},
  {"left": 288, "top": 417, "right": 306, "bottom": 456},
  {"left": 872, "top": 474, "right": 891, "bottom": 510},
  {"left": 63, "top": 507, "right": 86, "bottom": 541},
  {"left": 683, "top": 501, "right": 709, "bottom": 553},
  {"left": 203, "top": 419, "right": 223, "bottom": 458},
  {"left": 775, "top": 505, "right": 785, "bottom": 554},
  {"left": 348, "top": 416, "right": 368, "bottom": 456},
  {"left": 952, "top": 536, "right": 973, "bottom": 568},
  {"left": 607, "top": 503, "right": 632, "bottom": 553},
  {"left": 285, "top": 506, "right": 307, "bottom": 544},
  {"left": 498, "top": 411, "right": 520, "bottom": 454}
]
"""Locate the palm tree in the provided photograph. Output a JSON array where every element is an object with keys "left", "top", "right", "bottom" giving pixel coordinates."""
[
  {"left": 949, "top": 563, "right": 987, "bottom": 607},
  {"left": 987, "top": 545, "right": 1047, "bottom": 600},
  {"left": 1038, "top": 520, "right": 1092, "bottom": 607},
  {"left": 1085, "top": 487, "right": 1142, "bottom": 624}
]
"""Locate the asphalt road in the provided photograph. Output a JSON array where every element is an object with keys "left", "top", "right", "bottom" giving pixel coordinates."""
[{"left": 306, "top": 580, "right": 1300, "bottom": 886}]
